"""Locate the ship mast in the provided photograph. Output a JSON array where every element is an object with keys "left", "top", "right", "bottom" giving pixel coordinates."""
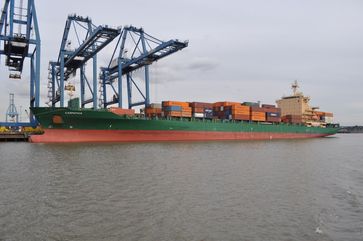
[{"left": 292, "top": 80, "right": 299, "bottom": 96}]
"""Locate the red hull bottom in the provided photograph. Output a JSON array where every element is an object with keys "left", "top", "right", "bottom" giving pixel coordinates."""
[{"left": 30, "top": 129, "right": 330, "bottom": 143}]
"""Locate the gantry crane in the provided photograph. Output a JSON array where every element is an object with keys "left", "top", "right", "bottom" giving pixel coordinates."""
[
  {"left": 0, "top": 0, "right": 41, "bottom": 126},
  {"left": 99, "top": 26, "right": 188, "bottom": 109},
  {"left": 47, "top": 14, "right": 120, "bottom": 108}
]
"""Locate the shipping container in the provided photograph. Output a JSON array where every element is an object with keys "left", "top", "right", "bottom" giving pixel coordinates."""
[
  {"left": 205, "top": 109, "right": 213, "bottom": 119},
  {"left": 163, "top": 106, "right": 182, "bottom": 111},
  {"left": 164, "top": 111, "right": 182, "bottom": 117},
  {"left": 190, "top": 102, "right": 213, "bottom": 109},
  {"left": 213, "top": 101, "right": 241, "bottom": 107},
  {"left": 181, "top": 112, "right": 192, "bottom": 117},
  {"left": 193, "top": 113, "right": 204, "bottom": 118},
  {"left": 192, "top": 107, "right": 205, "bottom": 113},
  {"left": 261, "top": 104, "right": 276, "bottom": 108},
  {"left": 181, "top": 106, "right": 192, "bottom": 112},
  {"left": 251, "top": 111, "right": 266, "bottom": 121},
  {"left": 266, "top": 117, "right": 281, "bottom": 123},
  {"left": 148, "top": 103, "right": 162, "bottom": 108},
  {"left": 232, "top": 114, "right": 250, "bottom": 121},
  {"left": 162, "top": 101, "right": 189, "bottom": 107},
  {"left": 251, "top": 116, "right": 266, "bottom": 121},
  {"left": 145, "top": 107, "right": 162, "bottom": 114},
  {"left": 323, "top": 112, "right": 333, "bottom": 117},
  {"left": 250, "top": 106, "right": 279, "bottom": 112},
  {"left": 266, "top": 112, "right": 281, "bottom": 117},
  {"left": 322, "top": 116, "right": 334, "bottom": 124}
]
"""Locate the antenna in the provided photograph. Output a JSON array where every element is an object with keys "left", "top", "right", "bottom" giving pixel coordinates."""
[{"left": 292, "top": 80, "right": 299, "bottom": 96}]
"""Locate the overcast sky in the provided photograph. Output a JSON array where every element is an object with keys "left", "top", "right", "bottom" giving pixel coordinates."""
[{"left": 1, "top": 0, "right": 362, "bottom": 125}]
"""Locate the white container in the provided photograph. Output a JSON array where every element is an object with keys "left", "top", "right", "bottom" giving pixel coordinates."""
[
  {"left": 149, "top": 103, "right": 162, "bottom": 108},
  {"left": 193, "top": 113, "right": 204, "bottom": 118}
]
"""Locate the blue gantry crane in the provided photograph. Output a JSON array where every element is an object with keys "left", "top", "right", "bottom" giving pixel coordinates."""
[
  {"left": 99, "top": 26, "right": 188, "bottom": 109},
  {"left": 47, "top": 14, "right": 120, "bottom": 108},
  {"left": 0, "top": 0, "right": 41, "bottom": 126}
]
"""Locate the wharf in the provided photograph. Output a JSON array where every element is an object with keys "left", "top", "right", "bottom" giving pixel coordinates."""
[{"left": 0, "top": 133, "right": 29, "bottom": 142}]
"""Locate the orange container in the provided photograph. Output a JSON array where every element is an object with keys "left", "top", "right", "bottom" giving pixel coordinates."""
[
  {"left": 181, "top": 112, "right": 192, "bottom": 117},
  {"left": 231, "top": 105, "right": 250, "bottom": 111},
  {"left": 162, "top": 101, "right": 189, "bottom": 107},
  {"left": 109, "top": 107, "right": 135, "bottom": 116},
  {"left": 251, "top": 116, "right": 266, "bottom": 121},
  {"left": 232, "top": 114, "right": 250, "bottom": 121},
  {"left": 251, "top": 111, "right": 265, "bottom": 116},
  {"left": 164, "top": 111, "right": 182, "bottom": 117},
  {"left": 192, "top": 107, "right": 205, "bottom": 113},
  {"left": 251, "top": 111, "right": 266, "bottom": 121},
  {"left": 145, "top": 108, "right": 162, "bottom": 114},
  {"left": 232, "top": 109, "right": 250, "bottom": 115},
  {"left": 213, "top": 101, "right": 241, "bottom": 107},
  {"left": 181, "top": 106, "right": 192, "bottom": 112}
]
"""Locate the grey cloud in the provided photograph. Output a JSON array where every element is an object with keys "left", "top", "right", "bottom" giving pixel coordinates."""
[{"left": 187, "top": 57, "right": 219, "bottom": 72}]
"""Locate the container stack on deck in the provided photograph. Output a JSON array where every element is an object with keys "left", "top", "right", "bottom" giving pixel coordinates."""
[
  {"left": 145, "top": 103, "right": 163, "bottom": 118},
  {"left": 250, "top": 106, "right": 266, "bottom": 122},
  {"left": 262, "top": 104, "right": 281, "bottom": 123},
  {"left": 212, "top": 102, "right": 247, "bottom": 120},
  {"left": 316, "top": 111, "right": 334, "bottom": 124},
  {"left": 144, "top": 100, "right": 285, "bottom": 123},
  {"left": 126, "top": 97, "right": 333, "bottom": 127},
  {"left": 162, "top": 101, "right": 192, "bottom": 118},
  {"left": 190, "top": 102, "right": 213, "bottom": 119}
]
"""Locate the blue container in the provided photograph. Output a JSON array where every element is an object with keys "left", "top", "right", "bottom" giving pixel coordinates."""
[
  {"left": 163, "top": 106, "right": 182, "bottom": 111},
  {"left": 266, "top": 112, "right": 280, "bottom": 117},
  {"left": 224, "top": 109, "right": 232, "bottom": 115}
]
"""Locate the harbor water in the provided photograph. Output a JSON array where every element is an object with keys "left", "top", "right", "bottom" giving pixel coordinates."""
[{"left": 0, "top": 134, "right": 362, "bottom": 241}]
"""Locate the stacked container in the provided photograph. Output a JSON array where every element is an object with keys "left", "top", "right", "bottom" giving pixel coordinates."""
[
  {"left": 190, "top": 102, "right": 213, "bottom": 119},
  {"left": 226, "top": 104, "right": 250, "bottom": 120},
  {"left": 262, "top": 104, "right": 281, "bottom": 123},
  {"left": 162, "top": 101, "right": 192, "bottom": 117},
  {"left": 318, "top": 112, "right": 334, "bottom": 124},
  {"left": 145, "top": 103, "right": 162, "bottom": 118},
  {"left": 249, "top": 105, "right": 266, "bottom": 122},
  {"left": 213, "top": 102, "right": 241, "bottom": 119}
]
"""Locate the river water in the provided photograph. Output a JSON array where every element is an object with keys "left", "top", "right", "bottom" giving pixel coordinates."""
[{"left": 0, "top": 134, "right": 362, "bottom": 241}]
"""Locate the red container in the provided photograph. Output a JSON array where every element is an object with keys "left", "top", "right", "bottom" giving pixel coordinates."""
[
  {"left": 192, "top": 107, "right": 205, "bottom": 113},
  {"left": 164, "top": 111, "right": 182, "bottom": 117},
  {"left": 190, "top": 102, "right": 213, "bottom": 109},
  {"left": 232, "top": 114, "right": 250, "bottom": 121},
  {"left": 145, "top": 107, "right": 162, "bottom": 114},
  {"left": 266, "top": 117, "right": 281, "bottom": 123},
  {"left": 262, "top": 104, "right": 276, "bottom": 108}
]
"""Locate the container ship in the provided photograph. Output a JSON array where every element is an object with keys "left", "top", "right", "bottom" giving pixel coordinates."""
[{"left": 30, "top": 82, "right": 339, "bottom": 143}]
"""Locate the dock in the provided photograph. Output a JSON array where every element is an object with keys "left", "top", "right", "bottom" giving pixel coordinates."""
[{"left": 0, "top": 133, "right": 29, "bottom": 142}]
